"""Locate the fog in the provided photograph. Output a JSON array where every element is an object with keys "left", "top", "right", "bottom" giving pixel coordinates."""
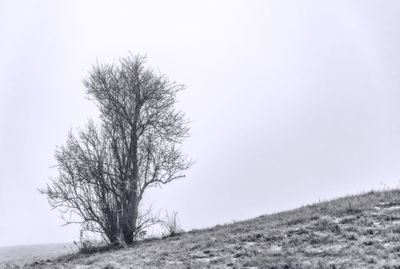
[{"left": 1, "top": 0, "right": 400, "bottom": 246}]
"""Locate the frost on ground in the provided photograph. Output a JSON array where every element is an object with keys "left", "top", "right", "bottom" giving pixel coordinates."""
[{"left": 4, "top": 189, "right": 400, "bottom": 268}]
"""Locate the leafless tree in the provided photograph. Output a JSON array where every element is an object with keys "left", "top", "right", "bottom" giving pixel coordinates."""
[{"left": 41, "top": 55, "right": 192, "bottom": 245}]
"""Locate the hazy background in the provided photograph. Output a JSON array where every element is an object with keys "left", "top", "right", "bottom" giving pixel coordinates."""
[{"left": 1, "top": 0, "right": 400, "bottom": 246}]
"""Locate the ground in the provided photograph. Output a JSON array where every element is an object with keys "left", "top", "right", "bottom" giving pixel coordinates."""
[
  {"left": 3, "top": 189, "right": 400, "bottom": 268},
  {"left": 0, "top": 243, "right": 74, "bottom": 268}
]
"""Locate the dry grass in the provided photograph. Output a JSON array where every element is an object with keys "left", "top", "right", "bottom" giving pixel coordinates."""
[{"left": 7, "top": 189, "right": 400, "bottom": 268}]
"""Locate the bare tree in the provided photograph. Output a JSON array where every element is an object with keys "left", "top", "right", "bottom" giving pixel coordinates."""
[{"left": 41, "top": 55, "right": 192, "bottom": 245}]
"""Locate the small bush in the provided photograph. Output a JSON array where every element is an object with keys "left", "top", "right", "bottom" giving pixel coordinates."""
[
  {"left": 74, "top": 239, "right": 98, "bottom": 254},
  {"left": 161, "top": 211, "right": 184, "bottom": 237},
  {"left": 74, "top": 230, "right": 111, "bottom": 254}
]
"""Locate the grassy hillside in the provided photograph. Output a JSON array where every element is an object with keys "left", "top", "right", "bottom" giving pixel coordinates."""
[{"left": 7, "top": 189, "right": 400, "bottom": 268}]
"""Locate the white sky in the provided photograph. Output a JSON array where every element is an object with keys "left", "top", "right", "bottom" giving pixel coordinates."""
[{"left": 1, "top": 0, "right": 400, "bottom": 246}]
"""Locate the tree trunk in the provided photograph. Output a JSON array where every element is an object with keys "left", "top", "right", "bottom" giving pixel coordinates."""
[
  {"left": 120, "top": 205, "right": 138, "bottom": 244},
  {"left": 122, "top": 226, "right": 134, "bottom": 244}
]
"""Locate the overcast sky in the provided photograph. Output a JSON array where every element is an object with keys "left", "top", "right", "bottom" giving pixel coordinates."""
[{"left": 1, "top": 0, "right": 400, "bottom": 247}]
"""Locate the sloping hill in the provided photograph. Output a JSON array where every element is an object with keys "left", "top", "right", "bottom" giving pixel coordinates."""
[{"left": 13, "top": 189, "right": 400, "bottom": 268}]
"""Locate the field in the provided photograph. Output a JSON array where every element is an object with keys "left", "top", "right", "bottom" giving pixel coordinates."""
[
  {"left": 0, "top": 243, "right": 75, "bottom": 268},
  {"left": 3, "top": 189, "right": 400, "bottom": 268}
]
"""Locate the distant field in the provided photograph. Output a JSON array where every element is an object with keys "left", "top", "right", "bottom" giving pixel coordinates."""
[
  {"left": 0, "top": 243, "right": 75, "bottom": 267},
  {"left": 4, "top": 189, "right": 400, "bottom": 268}
]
